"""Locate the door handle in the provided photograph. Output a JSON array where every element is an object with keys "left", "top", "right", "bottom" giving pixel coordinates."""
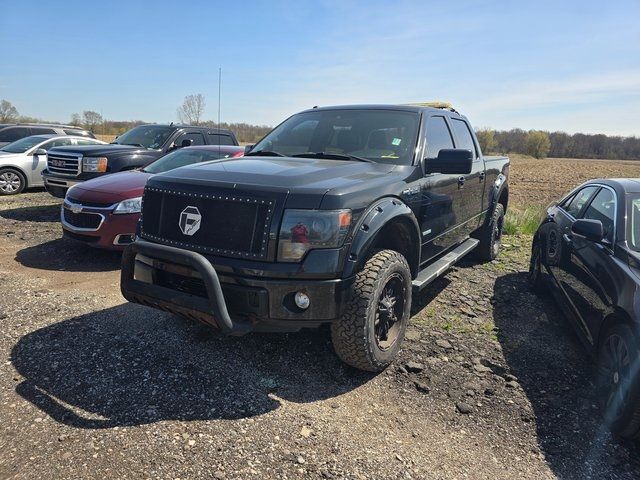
[
  {"left": 562, "top": 233, "right": 573, "bottom": 247},
  {"left": 458, "top": 176, "right": 465, "bottom": 187}
]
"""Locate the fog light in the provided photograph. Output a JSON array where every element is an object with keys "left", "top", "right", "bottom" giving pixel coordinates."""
[{"left": 294, "top": 291, "right": 310, "bottom": 310}]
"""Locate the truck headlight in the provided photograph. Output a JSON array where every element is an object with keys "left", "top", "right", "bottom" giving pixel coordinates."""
[
  {"left": 82, "top": 157, "right": 108, "bottom": 172},
  {"left": 278, "top": 209, "right": 352, "bottom": 262},
  {"left": 113, "top": 197, "right": 142, "bottom": 215}
]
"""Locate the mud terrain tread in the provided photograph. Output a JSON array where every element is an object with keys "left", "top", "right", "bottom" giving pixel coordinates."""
[{"left": 331, "top": 249, "right": 410, "bottom": 372}]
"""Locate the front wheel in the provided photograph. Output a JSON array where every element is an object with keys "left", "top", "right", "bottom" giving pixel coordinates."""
[
  {"left": 596, "top": 323, "right": 640, "bottom": 439},
  {"left": 331, "top": 249, "right": 412, "bottom": 372},
  {"left": 0, "top": 168, "right": 26, "bottom": 195}
]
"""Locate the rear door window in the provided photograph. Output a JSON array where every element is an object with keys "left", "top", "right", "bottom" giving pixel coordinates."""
[
  {"left": 207, "top": 133, "right": 234, "bottom": 145},
  {"left": 30, "top": 127, "right": 57, "bottom": 135},
  {"left": 563, "top": 186, "right": 598, "bottom": 217},
  {"left": 425, "top": 116, "right": 454, "bottom": 159},
  {"left": 450, "top": 119, "right": 477, "bottom": 158}
]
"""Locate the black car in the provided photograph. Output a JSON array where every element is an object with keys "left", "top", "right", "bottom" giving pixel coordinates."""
[
  {"left": 529, "top": 178, "right": 640, "bottom": 439},
  {"left": 0, "top": 123, "right": 95, "bottom": 148}
]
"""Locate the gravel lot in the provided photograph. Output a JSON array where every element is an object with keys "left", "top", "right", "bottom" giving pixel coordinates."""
[{"left": 1, "top": 190, "right": 640, "bottom": 479}]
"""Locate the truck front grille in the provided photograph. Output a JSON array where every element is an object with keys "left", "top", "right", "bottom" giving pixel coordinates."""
[
  {"left": 48, "top": 153, "right": 81, "bottom": 177},
  {"left": 63, "top": 209, "right": 103, "bottom": 230},
  {"left": 140, "top": 187, "right": 275, "bottom": 260}
]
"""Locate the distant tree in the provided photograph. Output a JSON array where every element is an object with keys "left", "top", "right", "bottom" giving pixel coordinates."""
[
  {"left": 70, "top": 113, "right": 82, "bottom": 126},
  {"left": 177, "top": 94, "right": 205, "bottom": 125},
  {"left": 82, "top": 110, "right": 103, "bottom": 132},
  {"left": 475, "top": 128, "right": 497, "bottom": 154},
  {"left": 0, "top": 99, "right": 19, "bottom": 123},
  {"left": 524, "top": 130, "right": 551, "bottom": 159}
]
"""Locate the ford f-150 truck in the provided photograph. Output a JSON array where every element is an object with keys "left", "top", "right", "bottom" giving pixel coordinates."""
[
  {"left": 121, "top": 104, "right": 510, "bottom": 371},
  {"left": 42, "top": 124, "right": 238, "bottom": 198}
]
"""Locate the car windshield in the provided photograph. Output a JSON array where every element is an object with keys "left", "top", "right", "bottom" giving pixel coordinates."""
[
  {"left": 628, "top": 195, "right": 640, "bottom": 252},
  {"left": 143, "top": 148, "right": 233, "bottom": 174},
  {"left": 113, "top": 125, "right": 174, "bottom": 150},
  {"left": 250, "top": 109, "right": 420, "bottom": 165},
  {"left": 0, "top": 135, "right": 49, "bottom": 153}
]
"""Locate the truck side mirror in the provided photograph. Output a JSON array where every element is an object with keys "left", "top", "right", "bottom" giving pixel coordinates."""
[
  {"left": 571, "top": 219, "right": 604, "bottom": 243},
  {"left": 33, "top": 148, "right": 47, "bottom": 156},
  {"left": 425, "top": 149, "right": 473, "bottom": 175},
  {"left": 244, "top": 144, "right": 254, "bottom": 154}
]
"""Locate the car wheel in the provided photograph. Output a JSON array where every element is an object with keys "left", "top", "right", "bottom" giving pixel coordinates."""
[
  {"left": 476, "top": 203, "right": 505, "bottom": 261},
  {"left": 527, "top": 241, "right": 546, "bottom": 293},
  {"left": 331, "top": 249, "right": 412, "bottom": 372},
  {"left": 0, "top": 168, "right": 26, "bottom": 195},
  {"left": 596, "top": 323, "right": 640, "bottom": 439}
]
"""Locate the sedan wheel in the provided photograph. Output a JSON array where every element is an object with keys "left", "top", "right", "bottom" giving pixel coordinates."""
[{"left": 0, "top": 169, "right": 25, "bottom": 195}]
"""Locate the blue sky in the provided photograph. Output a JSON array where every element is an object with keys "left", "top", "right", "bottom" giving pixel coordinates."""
[{"left": 2, "top": 0, "right": 639, "bottom": 135}]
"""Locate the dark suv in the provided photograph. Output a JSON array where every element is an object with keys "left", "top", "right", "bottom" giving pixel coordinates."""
[
  {"left": 0, "top": 124, "right": 95, "bottom": 148},
  {"left": 42, "top": 124, "right": 238, "bottom": 198}
]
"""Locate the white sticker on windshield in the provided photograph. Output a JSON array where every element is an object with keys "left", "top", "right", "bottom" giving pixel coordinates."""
[{"left": 392, "top": 138, "right": 402, "bottom": 146}]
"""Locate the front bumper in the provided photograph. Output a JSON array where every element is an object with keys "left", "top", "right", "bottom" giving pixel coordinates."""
[
  {"left": 43, "top": 171, "right": 84, "bottom": 198},
  {"left": 120, "top": 240, "right": 354, "bottom": 334}
]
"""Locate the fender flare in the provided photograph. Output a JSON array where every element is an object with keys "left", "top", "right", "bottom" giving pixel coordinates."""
[
  {"left": 484, "top": 174, "right": 508, "bottom": 227},
  {"left": 343, "top": 197, "right": 421, "bottom": 278}
]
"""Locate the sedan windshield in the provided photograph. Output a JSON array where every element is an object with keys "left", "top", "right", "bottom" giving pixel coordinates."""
[
  {"left": 249, "top": 109, "right": 420, "bottom": 165},
  {"left": 0, "top": 135, "right": 49, "bottom": 153},
  {"left": 113, "top": 125, "right": 174, "bottom": 150},
  {"left": 143, "top": 149, "right": 235, "bottom": 174}
]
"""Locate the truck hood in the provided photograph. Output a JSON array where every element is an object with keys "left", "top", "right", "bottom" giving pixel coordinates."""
[
  {"left": 49, "top": 144, "right": 152, "bottom": 156},
  {"left": 70, "top": 170, "right": 151, "bottom": 202},
  {"left": 148, "top": 156, "right": 411, "bottom": 209}
]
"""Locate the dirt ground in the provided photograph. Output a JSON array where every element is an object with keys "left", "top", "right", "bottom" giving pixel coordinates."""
[{"left": 1, "top": 164, "right": 640, "bottom": 479}]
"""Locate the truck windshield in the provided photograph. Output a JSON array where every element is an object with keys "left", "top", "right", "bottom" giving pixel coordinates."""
[
  {"left": 143, "top": 148, "right": 231, "bottom": 174},
  {"left": 250, "top": 109, "right": 420, "bottom": 165},
  {"left": 113, "top": 125, "right": 174, "bottom": 150}
]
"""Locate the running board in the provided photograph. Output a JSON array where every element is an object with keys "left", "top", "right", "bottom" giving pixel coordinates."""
[{"left": 412, "top": 238, "right": 479, "bottom": 292}]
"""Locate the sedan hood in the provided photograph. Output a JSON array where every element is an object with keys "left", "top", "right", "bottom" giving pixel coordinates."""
[{"left": 70, "top": 170, "right": 152, "bottom": 202}]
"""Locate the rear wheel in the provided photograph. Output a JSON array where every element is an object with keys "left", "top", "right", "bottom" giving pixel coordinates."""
[
  {"left": 476, "top": 203, "right": 504, "bottom": 261},
  {"left": 596, "top": 323, "right": 640, "bottom": 439},
  {"left": 0, "top": 168, "right": 26, "bottom": 195},
  {"left": 331, "top": 249, "right": 412, "bottom": 372}
]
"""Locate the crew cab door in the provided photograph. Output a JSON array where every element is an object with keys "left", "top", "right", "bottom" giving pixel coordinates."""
[
  {"left": 416, "top": 115, "right": 467, "bottom": 262},
  {"left": 449, "top": 118, "right": 485, "bottom": 235}
]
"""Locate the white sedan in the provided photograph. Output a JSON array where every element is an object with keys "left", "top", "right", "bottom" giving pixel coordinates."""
[{"left": 0, "top": 134, "right": 105, "bottom": 195}]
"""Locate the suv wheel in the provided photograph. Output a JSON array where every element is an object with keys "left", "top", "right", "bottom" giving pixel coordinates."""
[
  {"left": 331, "top": 249, "right": 412, "bottom": 372},
  {"left": 476, "top": 203, "right": 505, "bottom": 261},
  {"left": 596, "top": 323, "right": 640, "bottom": 439},
  {"left": 0, "top": 168, "right": 26, "bottom": 195}
]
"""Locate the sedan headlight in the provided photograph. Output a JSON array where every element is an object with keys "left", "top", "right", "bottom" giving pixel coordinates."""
[
  {"left": 278, "top": 209, "right": 352, "bottom": 262},
  {"left": 113, "top": 197, "right": 142, "bottom": 215},
  {"left": 82, "top": 156, "right": 108, "bottom": 172}
]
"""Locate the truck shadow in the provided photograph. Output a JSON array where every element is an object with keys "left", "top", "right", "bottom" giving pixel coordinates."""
[
  {"left": 0, "top": 203, "right": 60, "bottom": 223},
  {"left": 11, "top": 303, "right": 372, "bottom": 429},
  {"left": 492, "top": 272, "right": 640, "bottom": 477},
  {"left": 15, "top": 238, "right": 121, "bottom": 272}
]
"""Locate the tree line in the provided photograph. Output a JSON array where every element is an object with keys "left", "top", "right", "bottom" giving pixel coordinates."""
[{"left": 476, "top": 128, "right": 640, "bottom": 160}]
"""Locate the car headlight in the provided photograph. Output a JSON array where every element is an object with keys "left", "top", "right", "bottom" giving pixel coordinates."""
[
  {"left": 278, "top": 209, "right": 352, "bottom": 262},
  {"left": 113, "top": 197, "right": 142, "bottom": 215},
  {"left": 82, "top": 157, "right": 108, "bottom": 172}
]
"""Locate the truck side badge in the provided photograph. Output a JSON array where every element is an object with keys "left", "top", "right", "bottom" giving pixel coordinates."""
[{"left": 179, "top": 206, "right": 201, "bottom": 236}]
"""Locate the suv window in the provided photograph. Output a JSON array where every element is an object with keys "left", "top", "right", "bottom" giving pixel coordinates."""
[
  {"left": 425, "top": 116, "right": 454, "bottom": 159},
  {"left": 207, "top": 133, "right": 234, "bottom": 145},
  {"left": 564, "top": 185, "right": 598, "bottom": 217},
  {"left": 175, "top": 132, "right": 205, "bottom": 147},
  {"left": 30, "top": 127, "right": 57, "bottom": 135},
  {"left": 583, "top": 188, "right": 616, "bottom": 243},
  {"left": 0, "top": 127, "right": 30, "bottom": 143},
  {"left": 450, "top": 119, "right": 477, "bottom": 158}
]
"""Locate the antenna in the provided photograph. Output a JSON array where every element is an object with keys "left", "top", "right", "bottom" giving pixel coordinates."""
[{"left": 218, "top": 67, "right": 222, "bottom": 157}]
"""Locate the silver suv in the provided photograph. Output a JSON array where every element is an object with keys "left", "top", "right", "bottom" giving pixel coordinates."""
[{"left": 0, "top": 124, "right": 95, "bottom": 148}]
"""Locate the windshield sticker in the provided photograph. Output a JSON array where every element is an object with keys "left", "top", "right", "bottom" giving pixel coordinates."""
[{"left": 392, "top": 138, "right": 402, "bottom": 146}]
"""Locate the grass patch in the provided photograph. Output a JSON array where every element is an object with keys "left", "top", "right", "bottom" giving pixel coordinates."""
[{"left": 504, "top": 205, "right": 545, "bottom": 235}]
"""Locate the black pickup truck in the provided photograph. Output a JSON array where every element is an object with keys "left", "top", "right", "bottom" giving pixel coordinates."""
[
  {"left": 121, "top": 104, "right": 510, "bottom": 371},
  {"left": 42, "top": 124, "right": 238, "bottom": 198}
]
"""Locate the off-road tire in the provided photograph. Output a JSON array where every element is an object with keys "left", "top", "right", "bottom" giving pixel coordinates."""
[
  {"left": 596, "top": 323, "right": 640, "bottom": 439},
  {"left": 476, "top": 203, "right": 505, "bottom": 261},
  {"left": 527, "top": 240, "right": 547, "bottom": 293},
  {"left": 0, "top": 168, "right": 26, "bottom": 195},
  {"left": 331, "top": 249, "right": 412, "bottom": 372}
]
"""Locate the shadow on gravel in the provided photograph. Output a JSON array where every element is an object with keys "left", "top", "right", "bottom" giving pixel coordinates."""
[
  {"left": 15, "top": 238, "right": 121, "bottom": 272},
  {"left": 11, "top": 303, "right": 372, "bottom": 429},
  {"left": 0, "top": 203, "right": 60, "bottom": 223},
  {"left": 493, "top": 272, "right": 640, "bottom": 478}
]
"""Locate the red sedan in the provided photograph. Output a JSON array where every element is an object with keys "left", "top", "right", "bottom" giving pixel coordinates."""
[{"left": 61, "top": 145, "right": 244, "bottom": 249}]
